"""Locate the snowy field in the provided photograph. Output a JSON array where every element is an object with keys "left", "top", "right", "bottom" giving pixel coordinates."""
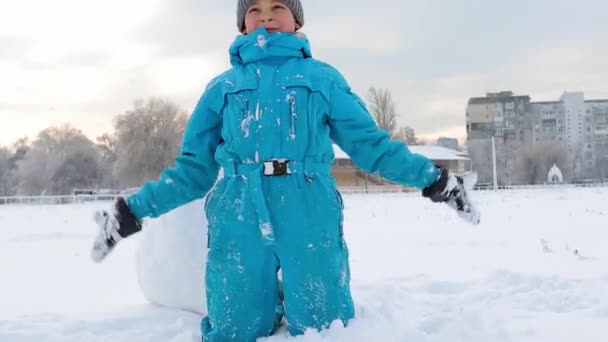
[{"left": 1, "top": 187, "right": 607, "bottom": 341}]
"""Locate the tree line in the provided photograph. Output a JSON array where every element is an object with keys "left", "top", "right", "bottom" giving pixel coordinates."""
[
  {"left": 0, "top": 98, "right": 187, "bottom": 196},
  {"left": 0, "top": 88, "right": 428, "bottom": 197}
]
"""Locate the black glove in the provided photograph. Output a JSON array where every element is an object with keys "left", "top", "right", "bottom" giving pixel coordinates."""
[
  {"left": 90, "top": 197, "right": 142, "bottom": 262},
  {"left": 422, "top": 167, "right": 480, "bottom": 225}
]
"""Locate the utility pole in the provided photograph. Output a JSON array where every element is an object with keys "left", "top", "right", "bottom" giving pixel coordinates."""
[{"left": 492, "top": 136, "right": 498, "bottom": 190}]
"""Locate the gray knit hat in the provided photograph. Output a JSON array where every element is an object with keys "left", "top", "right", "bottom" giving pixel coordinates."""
[{"left": 237, "top": 0, "right": 304, "bottom": 32}]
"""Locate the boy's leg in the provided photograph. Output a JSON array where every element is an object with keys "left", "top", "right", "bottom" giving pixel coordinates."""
[
  {"left": 201, "top": 182, "right": 283, "bottom": 342},
  {"left": 273, "top": 178, "right": 355, "bottom": 335},
  {"left": 201, "top": 237, "right": 281, "bottom": 341},
  {"left": 279, "top": 238, "right": 355, "bottom": 335}
]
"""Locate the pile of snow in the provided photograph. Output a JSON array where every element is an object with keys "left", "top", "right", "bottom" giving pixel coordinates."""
[{"left": 136, "top": 199, "right": 208, "bottom": 315}]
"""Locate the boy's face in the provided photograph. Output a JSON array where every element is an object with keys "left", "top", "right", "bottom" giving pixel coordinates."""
[{"left": 243, "top": 0, "right": 299, "bottom": 34}]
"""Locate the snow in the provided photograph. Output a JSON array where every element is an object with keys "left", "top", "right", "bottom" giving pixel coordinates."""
[
  {"left": 407, "top": 145, "right": 470, "bottom": 161},
  {"left": 548, "top": 164, "right": 564, "bottom": 183},
  {"left": 1, "top": 187, "right": 608, "bottom": 341},
  {"left": 241, "top": 113, "right": 254, "bottom": 138},
  {"left": 136, "top": 200, "right": 208, "bottom": 315},
  {"left": 332, "top": 144, "right": 349, "bottom": 160},
  {"left": 256, "top": 34, "right": 268, "bottom": 48}
]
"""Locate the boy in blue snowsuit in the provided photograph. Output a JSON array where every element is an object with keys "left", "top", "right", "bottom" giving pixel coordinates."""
[{"left": 91, "top": 0, "right": 480, "bottom": 341}]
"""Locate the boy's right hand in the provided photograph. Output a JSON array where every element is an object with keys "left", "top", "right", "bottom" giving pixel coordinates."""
[
  {"left": 422, "top": 167, "right": 481, "bottom": 225},
  {"left": 91, "top": 197, "right": 142, "bottom": 263}
]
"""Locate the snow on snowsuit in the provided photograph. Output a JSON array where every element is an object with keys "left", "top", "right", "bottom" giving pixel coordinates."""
[{"left": 126, "top": 28, "right": 440, "bottom": 341}]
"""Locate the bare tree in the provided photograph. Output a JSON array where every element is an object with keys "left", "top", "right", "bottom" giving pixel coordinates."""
[
  {"left": 51, "top": 151, "right": 102, "bottom": 194},
  {"left": 114, "top": 98, "right": 188, "bottom": 188},
  {"left": 513, "top": 143, "right": 571, "bottom": 184},
  {"left": 367, "top": 87, "right": 397, "bottom": 137},
  {"left": 9, "top": 137, "right": 29, "bottom": 168},
  {"left": 17, "top": 124, "right": 102, "bottom": 195},
  {"left": 417, "top": 137, "right": 433, "bottom": 146},
  {"left": 97, "top": 133, "right": 117, "bottom": 163},
  {"left": 596, "top": 156, "right": 608, "bottom": 181},
  {"left": 512, "top": 146, "right": 541, "bottom": 185},
  {"left": 0, "top": 147, "right": 15, "bottom": 196},
  {"left": 396, "top": 126, "right": 418, "bottom": 145},
  {"left": 467, "top": 139, "right": 494, "bottom": 184},
  {"left": 593, "top": 142, "right": 608, "bottom": 180},
  {"left": 96, "top": 133, "right": 118, "bottom": 188},
  {"left": 0, "top": 138, "right": 30, "bottom": 196}
]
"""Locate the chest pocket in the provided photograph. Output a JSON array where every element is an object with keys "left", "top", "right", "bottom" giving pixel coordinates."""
[
  {"left": 278, "top": 76, "right": 330, "bottom": 152},
  {"left": 219, "top": 78, "right": 259, "bottom": 152}
]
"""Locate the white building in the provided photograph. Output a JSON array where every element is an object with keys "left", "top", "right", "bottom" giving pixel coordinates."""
[{"left": 468, "top": 91, "right": 608, "bottom": 182}]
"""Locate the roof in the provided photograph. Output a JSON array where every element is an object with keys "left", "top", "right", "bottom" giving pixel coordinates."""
[
  {"left": 531, "top": 101, "right": 561, "bottom": 105},
  {"left": 332, "top": 144, "right": 470, "bottom": 161},
  {"left": 468, "top": 95, "right": 530, "bottom": 105},
  {"left": 408, "top": 145, "right": 471, "bottom": 161}
]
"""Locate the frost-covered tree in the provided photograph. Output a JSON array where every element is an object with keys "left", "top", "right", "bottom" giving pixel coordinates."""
[
  {"left": 0, "top": 147, "right": 15, "bottom": 196},
  {"left": 96, "top": 133, "right": 118, "bottom": 188},
  {"left": 17, "top": 124, "right": 102, "bottom": 195},
  {"left": 51, "top": 150, "right": 102, "bottom": 194},
  {"left": 114, "top": 98, "right": 188, "bottom": 187},
  {"left": 0, "top": 138, "right": 30, "bottom": 196}
]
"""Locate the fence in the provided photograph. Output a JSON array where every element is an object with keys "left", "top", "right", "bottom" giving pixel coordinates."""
[
  {"left": 0, "top": 194, "right": 123, "bottom": 205},
  {"left": 1, "top": 182, "right": 607, "bottom": 206},
  {"left": 472, "top": 182, "right": 608, "bottom": 191}
]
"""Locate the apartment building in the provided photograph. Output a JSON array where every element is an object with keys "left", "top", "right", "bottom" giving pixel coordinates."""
[{"left": 466, "top": 91, "right": 608, "bottom": 184}]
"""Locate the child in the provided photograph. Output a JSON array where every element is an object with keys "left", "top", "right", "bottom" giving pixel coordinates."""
[{"left": 91, "top": 0, "right": 480, "bottom": 341}]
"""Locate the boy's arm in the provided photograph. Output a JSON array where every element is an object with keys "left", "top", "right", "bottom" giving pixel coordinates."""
[
  {"left": 91, "top": 84, "right": 224, "bottom": 262},
  {"left": 325, "top": 70, "right": 480, "bottom": 225},
  {"left": 126, "top": 85, "right": 223, "bottom": 220},
  {"left": 326, "top": 76, "right": 438, "bottom": 189}
]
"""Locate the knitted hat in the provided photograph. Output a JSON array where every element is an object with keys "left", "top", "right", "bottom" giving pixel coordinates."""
[{"left": 237, "top": 0, "right": 304, "bottom": 32}]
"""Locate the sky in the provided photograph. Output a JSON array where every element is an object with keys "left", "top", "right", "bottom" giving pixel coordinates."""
[{"left": 1, "top": 0, "right": 608, "bottom": 147}]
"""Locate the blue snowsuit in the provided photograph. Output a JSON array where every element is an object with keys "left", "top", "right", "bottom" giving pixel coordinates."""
[{"left": 126, "top": 28, "right": 439, "bottom": 341}]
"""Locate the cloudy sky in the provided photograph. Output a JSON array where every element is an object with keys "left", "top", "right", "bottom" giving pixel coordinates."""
[{"left": 1, "top": 0, "right": 607, "bottom": 146}]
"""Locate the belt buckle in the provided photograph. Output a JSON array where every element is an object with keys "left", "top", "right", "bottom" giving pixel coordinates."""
[{"left": 264, "top": 159, "right": 290, "bottom": 176}]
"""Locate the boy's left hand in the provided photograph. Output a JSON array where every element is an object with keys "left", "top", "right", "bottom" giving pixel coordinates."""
[
  {"left": 90, "top": 197, "right": 142, "bottom": 262},
  {"left": 422, "top": 167, "right": 481, "bottom": 225}
]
